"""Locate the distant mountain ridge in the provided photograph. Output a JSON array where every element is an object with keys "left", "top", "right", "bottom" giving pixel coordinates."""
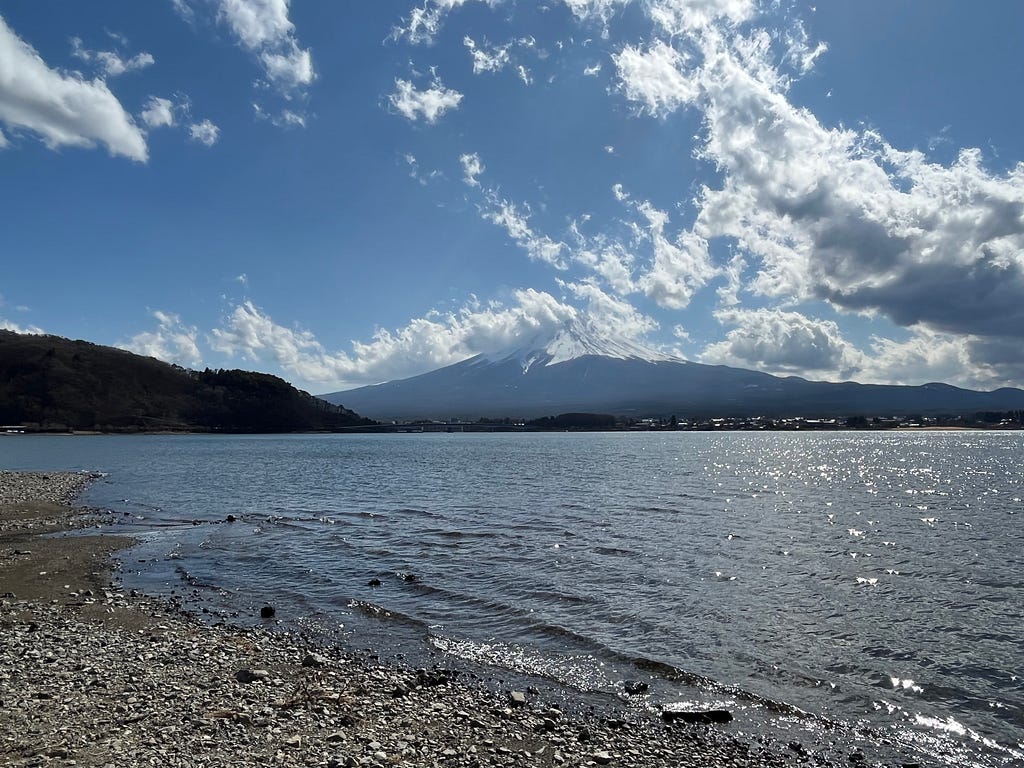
[
  {"left": 0, "top": 330, "right": 371, "bottom": 433},
  {"left": 322, "top": 322, "right": 1024, "bottom": 420}
]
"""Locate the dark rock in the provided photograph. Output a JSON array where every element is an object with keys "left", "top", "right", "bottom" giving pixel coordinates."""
[
  {"left": 234, "top": 668, "right": 270, "bottom": 684},
  {"left": 366, "top": 578, "right": 382, "bottom": 587},
  {"left": 260, "top": 605, "right": 275, "bottom": 619},
  {"left": 624, "top": 680, "right": 649, "bottom": 695},
  {"left": 226, "top": 514, "right": 237, "bottom": 522},
  {"left": 661, "top": 708, "right": 733, "bottom": 725},
  {"left": 302, "top": 653, "right": 327, "bottom": 668},
  {"left": 416, "top": 668, "right": 454, "bottom": 687},
  {"left": 788, "top": 741, "right": 807, "bottom": 756},
  {"left": 400, "top": 572, "right": 418, "bottom": 583},
  {"left": 577, "top": 728, "right": 591, "bottom": 742}
]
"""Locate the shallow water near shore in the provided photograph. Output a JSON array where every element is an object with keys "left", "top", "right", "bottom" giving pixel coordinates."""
[{"left": 3, "top": 431, "right": 1022, "bottom": 766}]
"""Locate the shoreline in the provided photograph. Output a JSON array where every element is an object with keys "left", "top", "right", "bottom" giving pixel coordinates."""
[{"left": 2, "top": 471, "right": 900, "bottom": 767}]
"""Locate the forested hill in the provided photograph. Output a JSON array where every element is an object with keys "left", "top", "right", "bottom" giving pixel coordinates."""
[{"left": 0, "top": 331, "right": 373, "bottom": 433}]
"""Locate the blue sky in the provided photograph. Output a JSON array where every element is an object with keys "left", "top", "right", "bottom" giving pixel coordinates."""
[{"left": 3, "top": 0, "right": 1024, "bottom": 393}]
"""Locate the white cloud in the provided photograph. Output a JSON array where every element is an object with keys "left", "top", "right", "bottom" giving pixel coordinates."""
[
  {"left": 121, "top": 311, "right": 202, "bottom": 368},
  {"left": 209, "top": 292, "right": 580, "bottom": 388},
  {"left": 595, "top": 3, "right": 1024, "bottom": 386},
  {"left": 459, "top": 152, "right": 484, "bottom": 187},
  {"left": 482, "top": 196, "right": 568, "bottom": 268},
  {"left": 583, "top": 62, "right": 602, "bottom": 76},
  {"left": 635, "top": 201, "right": 717, "bottom": 309},
  {"left": 684, "top": 29, "right": 1024, "bottom": 348},
  {"left": 393, "top": 0, "right": 495, "bottom": 45},
  {"left": 645, "top": 0, "right": 755, "bottom": 35},
  {"left": 464, "top": 35, "right": 510, "bottom": 74},
  {"left": 561, "top": 0, "right": 629, "bottom": 29},
  {"left": 389, "top": 78, "right": 463, "bottom": 123},
  {"left": 140, "top": 96, "right": 175, "bottom": 129},
  {"left": 70, "top": 37, "right": 154, "bottom": 77},
  {"left": 0, "top": 16, "right": 147, "bottom": 161},
  {"left": 170, "top": 0, "right": 196, "bottom": 23},
  {"left": 0, "top": 318, "right": 43, "bottom": 334},
  {"left": 701, "top": 307, "right": 862, "bottom": 379},
  {"left": 613, "top": 40, "right": 699, "bottom": 117},
  {"left": 216, "top": 0, "right": 315, "bottom": 92},
  {"left": 563, "top": 280, "right": 657, "bottom": 340},
  {"left": 189, "top": 119, "right": 220, "bottom": 146}
]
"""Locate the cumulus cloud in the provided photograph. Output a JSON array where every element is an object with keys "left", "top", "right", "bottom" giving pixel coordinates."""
[
  {"left": 140, "top": 96, "right": 175, "bottom": 128},
  {"left": 0, "top": 15, "right": 147, "bottom": 161},
  {"left": 121, "top": 311, "right": 202, "bottom": 368},
  {"left": 216, "top": 0, "right": 315, "bottom": 92},
  {"left": 209, "top": 292, "right": 582, "bottom": 388},
  {"left": 613, "top": 41, "right": 699, "bottom": 117},
  {"left": 389, "top": 77, "right": 463, "bottom": 123},
  {"left": 701, "top": 307, "right": 862, "bottom": 379},
  {"left": 70, "top": 37, "right": 154, "bottom": 77},
  {"left": 600, "top": 2, "right": 1024, "bottom": 383},
  {"left": 460, "top": 152, "right": 484, "bottom": 186},
  {"left": 188, "top": 119, "right": 220, "bottom": 146},
  {"left": 634, "top": 202, "right": 716, "bottom": 309}
]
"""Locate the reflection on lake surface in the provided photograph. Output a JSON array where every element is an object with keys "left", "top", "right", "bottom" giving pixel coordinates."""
[{"left": 3, "top": 430, "right": 1022, "bottom": 767}]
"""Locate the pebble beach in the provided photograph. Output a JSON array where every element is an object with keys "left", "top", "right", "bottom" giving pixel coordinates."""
[{"left": 0, "top": 471, "right": 899, "bottom": 768}]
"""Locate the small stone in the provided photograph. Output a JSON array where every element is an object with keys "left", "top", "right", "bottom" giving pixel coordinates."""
[
  {"left": 509, "top": 691, "right": 528, "bottom": 708},
  {"left": 226, "top": 514, "right": 237, "bottom": 522},
  {"left": 235, "top": 668, "right": 271, "bottom": 684},
  {"left": 284, "top": 735, "right": 301, "bottom": 748},
  {"left": 623, "top": 680, "right": 649, "bottom": 695},
  {"left": 302, "top": 653, "right": 327, "bottom": 668},
  {"left": 366, "top": 578, "right": 382, "bottom": 587},
  {"left": 593, "top": 751, "right": 613, "bottom": 765},
  {"left": 661, "top": 708, "right": 733, "bottom": 725},
  {"left": 260, "top": 605, "right": 276, "bottom": 618}
]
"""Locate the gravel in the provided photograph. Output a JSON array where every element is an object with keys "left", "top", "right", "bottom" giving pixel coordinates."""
[{"left": 0, "top": 470, "right": 895, "bottom": 768}]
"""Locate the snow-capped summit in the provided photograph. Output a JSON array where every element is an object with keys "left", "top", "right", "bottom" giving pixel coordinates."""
[
  {"left": 479, "top": 318, "right": 681, "bottom": 372},
  {"left": 321, "top": 322, "right": 1024, "bottom": 421}
]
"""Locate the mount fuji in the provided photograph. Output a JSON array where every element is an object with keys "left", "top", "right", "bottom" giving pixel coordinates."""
[{"left": 322, "top": 321, "right": 1024, "bottom": 421}]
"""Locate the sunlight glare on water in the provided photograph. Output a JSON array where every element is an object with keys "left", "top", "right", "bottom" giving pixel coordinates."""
[{"left": 2, "top": 430, "right": 1022, "bottom": 767}]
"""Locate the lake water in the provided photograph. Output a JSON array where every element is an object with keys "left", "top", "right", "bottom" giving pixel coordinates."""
[{"left": 2, "top": 431, "right": 1021, "bottom": 766}]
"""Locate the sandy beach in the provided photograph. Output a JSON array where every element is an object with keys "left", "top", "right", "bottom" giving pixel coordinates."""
[{"left": 0, "top": 471, "right": 893, "bottom": 768}]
